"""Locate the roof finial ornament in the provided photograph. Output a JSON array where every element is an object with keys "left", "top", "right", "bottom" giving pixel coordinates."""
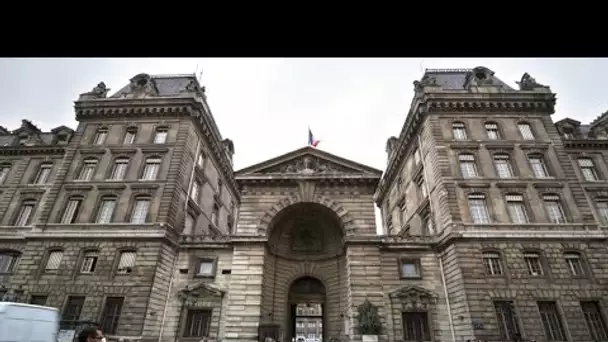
[
  {"left": 516, "top": 72, "right": 547, "bottom": 90},
  {"left": 413, "top": 74, "right": 437, "bottom": 92}
]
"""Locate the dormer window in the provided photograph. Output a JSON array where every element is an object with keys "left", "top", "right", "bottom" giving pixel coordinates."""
[
  {"left": 57, "top": 134, "right": 67, "bottom": 142},
  {"left": 563, "top": 129, "right": 574, "bottom": 140},
  {"left": 18, "top": 135, "right": 28, "bottom": 145}
]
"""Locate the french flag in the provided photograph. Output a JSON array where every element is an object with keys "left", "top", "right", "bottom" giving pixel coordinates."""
[{"left": 308, "top": 128, "right": 320, "bottom": 148}]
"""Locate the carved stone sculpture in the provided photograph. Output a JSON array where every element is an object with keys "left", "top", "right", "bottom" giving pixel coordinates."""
[
  {"left": 413, "top": 74, "right": 437, "bottom": 91},
  {"left": 517, "top": 72, "right": 547, "bottom": 90},
  {"left": 357, "top": 299, "right": 382, "bottom": 335},
  {"left": 91, "top": 82, "right": 109, "bottom": 98}
]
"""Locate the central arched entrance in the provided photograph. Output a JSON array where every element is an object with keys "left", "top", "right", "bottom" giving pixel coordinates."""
[{"left": 288, "top": 276, "right": 326, "bottom": 342}]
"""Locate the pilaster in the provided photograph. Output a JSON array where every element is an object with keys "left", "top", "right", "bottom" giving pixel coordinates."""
[{"left": 223, "top": 243, "right": 266, "bottom": 342}]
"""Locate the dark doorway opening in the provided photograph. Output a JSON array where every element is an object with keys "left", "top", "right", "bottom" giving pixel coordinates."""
[{"left": 288, "top": 277, "right": 326, "bottom": 342}]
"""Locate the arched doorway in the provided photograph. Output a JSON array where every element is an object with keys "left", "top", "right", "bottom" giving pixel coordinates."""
[{"left": 288, "top": 276, "right": 326, "bottom": 342}]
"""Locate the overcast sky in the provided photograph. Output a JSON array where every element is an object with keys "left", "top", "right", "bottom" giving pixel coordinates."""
[
  {"left": 1, "top": 58, "right": 605, "bottom": 234},
  {"left": 1, "top": 58, "right": 605, "bottom": 172}
]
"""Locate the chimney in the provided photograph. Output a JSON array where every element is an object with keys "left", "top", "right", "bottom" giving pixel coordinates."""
[
  {"left": 222, "top": 138, "right": 235, "bottom": 165},
  {"left": 385, "top": 136, "right": 399, "bottom": 162}
]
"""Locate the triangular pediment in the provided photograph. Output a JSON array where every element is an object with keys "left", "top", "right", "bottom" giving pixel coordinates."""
[
  {"left": 389, "top": 285, "right": 438, "bottom": 300},
  {"left": 235, "top": 147, "right": 383, "bottom": 177},
  {"left": 180, "top": 282, "right": 225, "bottom": 299}
]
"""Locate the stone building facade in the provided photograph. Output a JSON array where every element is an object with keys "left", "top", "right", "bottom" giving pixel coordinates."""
[{"left": 0, "top": 68, "right": 606, "bottom": 342}]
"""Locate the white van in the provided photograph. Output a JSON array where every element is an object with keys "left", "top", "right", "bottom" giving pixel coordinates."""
[{"left": 0, "top": 302, "right": 59, "bottom": 342}]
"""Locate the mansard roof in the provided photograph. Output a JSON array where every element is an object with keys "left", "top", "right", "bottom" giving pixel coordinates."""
[
  {"left": 0, "top": 119, "right": 74, "bottom": 154},
  {"left": 421, "top": 67, "right": 515, "bottom": 91}
]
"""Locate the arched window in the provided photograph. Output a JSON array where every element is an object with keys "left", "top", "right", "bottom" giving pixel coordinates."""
[
  {"left": 33, "top": 162, "right": 53, "bottom": 184},
  {"left": 564, "top": 251, "right": 585, "bottom": 276},
  {"left": 116, "top": 250, "right": 137, "bottom": 274},
  {"left": 0, "top": 163, "right": 11, "bottom": 184},
  {"left": 79, "top": 249, "right": 100, "bottom": 274},
  {"left": 123, "top": 127, "right": 138, "bottom": 145}
]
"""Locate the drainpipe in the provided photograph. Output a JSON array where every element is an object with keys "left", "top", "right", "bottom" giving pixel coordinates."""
[
  {"left": 158, "top": 138, "right": 201, "bottom": 342},
  {"left": 417, "top": 134, "right": 456, "bottom": 342}
]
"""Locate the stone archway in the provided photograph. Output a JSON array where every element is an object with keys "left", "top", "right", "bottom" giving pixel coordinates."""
[
  {"left": 257, "top": 193, "right": 355, "bottom": 236},
  {"left": 287, "top": 276, "right": 326, "bottom": 342}
]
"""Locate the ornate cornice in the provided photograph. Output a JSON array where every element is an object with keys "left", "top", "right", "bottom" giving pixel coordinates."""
[
  {"left": 236, "top": 175, "right": 379, "bottom": 187},
  {"left": 74, "top": 96, "right": 240, "bottom": 203},
  {"left": 0, "top": 146, "right": 65, "bottom": 156},
  {"left": 374, "top": 92, "right": 556, "bottom": 205},
  {"left": 563, "top": 140, "right": 608, "bottom": 149}
]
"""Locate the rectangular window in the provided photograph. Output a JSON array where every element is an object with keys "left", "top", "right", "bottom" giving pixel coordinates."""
[
  {"left": 14, "top": 200, "right": 36, "bottom": 226},
  {"left": 94, "top": 129, "right": 108, "bottom": 145},
  {"left": 100, "top": 297, "right": 124, "bottom": 335},
  {"left": 506, "top": 194, "right": 529, "bottom": 224},
  {"left": 493, "top": 154, "right": 513, "bottom": 178},
  {"left": 185, "top": 214, "right": 195, "bottom": 234},
  {"left": 130, "top": 198, "right": 150, "bottom": 224},
  {"left": 62, "top": 296, "right": 86, "bottom": 321},
  {"left": 45, "top": 251, "right": 63, "bottom": 272},
  {"left": 29, "top": 295, "right": 48, "bottom": 306},
  {"left": 109, "top": 158, "right": 129, "bottom": 180},
  {"left": 197, "top": 260, "right": 214, "bottom": 276},
  {"left": 485, "top": 123, "right": 501, "bottom": 140},
  {"left": 482, "top": 252, "right": 503, "bottom": 276},
  {"left": 33, "top": 164, "right": 52, "bottom": 184},
  {"left": 537, "top": 301, "right": 566, "bottom": 341},
  {"left": 96, "top": 198, "right": 116, "bottom": 224},
  {"left": 524, "top": 252, "right": 544, "bottom": 276},
  {"left": 459, "top": 154, "right": 478, "bottom": 178},
  {"left": 578, "top": 158, "right": 599, "bottom": 181},
  {"left": 452, "top": 123, "right": 467, "bottom": 140},
  {"left": 183, "top": 309, "right": 212, "bottom": 337},
  {"left": 581, "top": 301, "right": 608, "bottom": 342},
  {"left": 191, "top": 181, "right": 200, "bottom": 202},
  {"left": 61, "top": 198, "right": 82, "bottom": 224},
  {"left": 399, "top": 258, "right": 421, "bottom": 278},
  {"left": 141, "top": 158, "right": 161, "bottom": 180},
  {"left": 402, "top": 312, "right": 430, "bottom": 341},
  {"left": 596, "top": 201, "right": 608, "bottom": 224},
  {"left": 543, "top": 195, "right": 566, "bottom": 224},
  {"left": 211, "top": 203, "right": 220, "bottom": 227},
  {"left": 468, "top": 194, "right": 490, "bottom": 224},
  {"left": 564, "top": 252, "right": 585, "bottom": 276},
  {"left": 153, "top": 128, "right": 168, "bottom": 144},
  {"left": 0, "top": 165, "right": 10, "bottom": 184},
  {"left": 123, "top": 129, "right": 137, "bottom": 145},
  {"left": 78, "top": 159, "right": 97, "bottom": 181},
  {"left": 494, "top": 301, "right": 521, "bottom": 341},
  {"left": 417, "top": 177, "right": 427, "bottom": 198},
  {"left": 518, "top": 123, "right": 535, "bottom": 140},
  {"left": 117, "top": 251, "right": 137, "bottom": 274},
  {"left": 0, "top": 253, "right": 19, "bottom": 273},
  {"left": 529, "top": 155, "right": 550, "bottom": 178},
  {"left": 80, "top": 251, "right": 99, "bottom": 273},
  {"left": 197, "top": 152, "right": 204, "bottom": 168}
]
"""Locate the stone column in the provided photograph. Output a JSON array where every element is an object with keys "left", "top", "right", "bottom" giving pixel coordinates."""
[{"left": 223, "top": 244, "right": 266, "bottom": 342}]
